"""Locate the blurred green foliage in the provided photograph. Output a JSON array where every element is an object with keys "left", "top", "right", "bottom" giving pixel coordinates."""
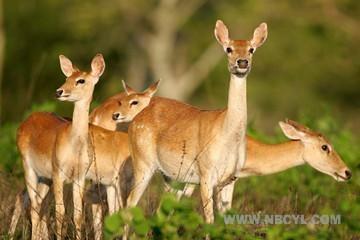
[{"left": 0, "top": 0, "right": 359, "bottom": 135}]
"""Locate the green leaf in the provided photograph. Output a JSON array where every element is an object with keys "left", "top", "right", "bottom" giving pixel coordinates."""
[
  {"left": 133, "top": 221, "right": 150, "bottom": 236},
  {"left": 104, "top": 214, "right": 123, "bottom": 233}
]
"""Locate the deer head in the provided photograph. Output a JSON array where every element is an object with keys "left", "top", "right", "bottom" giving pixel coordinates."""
[
  {"left": 215, "top": 20, "right": 267, "bottom": 78},
  {"left": 279, "top": 119, "right": 351, "bottom": 182},
  {"left": 111, "top": 80, "right": 160, "bottom": 123},
  {"left": 56, "top": 54, "right": 105, "bottom": 102}
]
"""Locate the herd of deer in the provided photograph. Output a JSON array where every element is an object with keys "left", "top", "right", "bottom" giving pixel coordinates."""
[{"left": 8, "top": 20, "right": 351, "bottom": 240}]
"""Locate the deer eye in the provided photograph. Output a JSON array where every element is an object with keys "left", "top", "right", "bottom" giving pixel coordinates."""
[
  {"left": 76, "top": 79, "right": 85, "bottom": 85},
  {"left": 130, "top": 100, "right": 139, "bottom": 106},
  {"left": 249, "top": 48, "right": 255, "bottom": 54},
  {"left": 226, "top": 47, "right": 233, "bottom": 54},
  {"left": 321, "top": 145, "right": 329, "bottom": 153}
]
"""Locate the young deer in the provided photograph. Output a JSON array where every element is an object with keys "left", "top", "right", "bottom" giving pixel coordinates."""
[
  {"left": 124, "top": 20, "right": 267, "bottom": 224},
  {"left": 12, "top": 79, "right": 159, "bottom": 240},
  {"left": 169, "top": 120, "right": 353, "bottom": 212},
  {"left": 17, "top": 54, "right": 106, "bottom": 239},
  {"left": 111, "top": 88, "right": 352, "bottom": 213},
  {"left": 215, "top": 119, "right": 351, "bottom": 212},
  {"left": 89, "top": 92, "right": 128, "bottom": 131}
]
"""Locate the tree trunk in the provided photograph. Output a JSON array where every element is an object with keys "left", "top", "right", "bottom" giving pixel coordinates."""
[{"left": 145, "top": 0, "right": 224, "bottom": 100}]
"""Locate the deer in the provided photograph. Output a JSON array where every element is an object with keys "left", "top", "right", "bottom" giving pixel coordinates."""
[
  {"left": 123, "top": 19, "right": 268, "bottom": 225},
  {"left": 16, "top": 54, "right": 135, "bottom": 240},
  {"left": 17, "top": 54, "right": 107, "bottom": 240},
  {"left": 111, "top": 86, "right": 352, "bottom": 213},
  {"left": 11, "top": 80, "right": 160, "bottom": 240}
]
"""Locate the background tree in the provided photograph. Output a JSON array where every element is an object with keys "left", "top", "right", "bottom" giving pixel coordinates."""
[{"left": 0, "top": 0, "right": 5, "bottom": 125}]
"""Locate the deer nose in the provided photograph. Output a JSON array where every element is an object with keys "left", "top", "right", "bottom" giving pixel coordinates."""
[
  {"left": 112, "top": 113, "right": 120, "bottom": 120},
  {"left": 345, "top": 170, "right": 352, "bottom": 180},
  {"left": 55, "top": 89, "right": 63, "bottom": 98},
  {"left": 237, "top": 59, "right": 248, "bottom": 68}
]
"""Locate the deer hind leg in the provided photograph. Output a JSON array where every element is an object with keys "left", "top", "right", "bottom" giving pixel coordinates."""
[
  {"left": 35, "top": 181, "right": 50, "bottom": 240},
  {"left": 126, "top": 162, "right": 154, "bottom": 208},
  {"left": 177, "top": 183, "right": 196, "bottom": 199},
  {"left": 86, "top": 184, "right": 106, "bottom": 240},
  {"left": 215, "top": 181, "right": 235, "bottom": 214},
  {"left": 124, "top": 158, "right": 155, "bottom": 240},
  {"left": 126, "top": 142, "right": 157, "bottom": 208},
  {"left": 163, "top": 180, "right": 196, "bottom": 200},
  {"left": 23, "top": 162, "right": 43, "bottom": 240},
  {"left": 107, "top": 181, "right": 123, "bottom": 215},
  {"left": 8, "top": 190, "right": 28, "bottom": 239}
]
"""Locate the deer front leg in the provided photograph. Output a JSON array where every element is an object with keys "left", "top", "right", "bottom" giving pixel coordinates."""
[
  {"left": 200, "top": 176, "right": 214, "bottom": 224},
  {"left": 53, "top": 173, "right": 65, "bottom": 239},
  {"left": 106, "top": 185, "right": 118, "bottom": 214},
  {"left": 107, "top": 178, "right": 123, "bottom": 215},
  {"left": 73, "top": 177, "right": 86, "bottom": 240}
]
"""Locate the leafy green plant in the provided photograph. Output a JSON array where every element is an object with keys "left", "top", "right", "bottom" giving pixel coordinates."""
[{"left": 104, "top": 194, "right": 260, "bottom": 240}]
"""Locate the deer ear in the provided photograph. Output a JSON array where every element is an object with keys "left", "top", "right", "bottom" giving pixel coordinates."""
[
  {"left": 59, "top": 55, "right": 74, "bottom": 77},
  {"left": 279, "top": 120, "right": 306, "bottom": 140},
  {"left": 144, "top": 79, "right": 160, "bottom": 97},
  {"left": 91, "top": 53, "right": 105, "bottom": 79},
  {"left": 214, "top": 20, "right": 230, "bottom": 46},
  {"left": 251, "top": 22, "right": 267, "bottom": 48},
  {"left": 121, "top": 80, "right": 136, "bottom": 95}
]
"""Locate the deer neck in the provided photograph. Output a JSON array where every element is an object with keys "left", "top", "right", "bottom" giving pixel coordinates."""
[
  {"left": 223, "top": 74, "right": 247, "bottom": 133},
  {"left": 71, "top": 97, "right": 92, "bottom": 140},
  {"left": 240, "top": 140, "right": 305, "bottom": 177}
]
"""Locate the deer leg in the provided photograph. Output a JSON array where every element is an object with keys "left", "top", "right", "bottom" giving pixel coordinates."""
[
  {"left": 87, "top": 184, "right": 105, "bottom": 240},
  {"left": 73, "top": 177, "right": 85, "bottom": 240},
  {"left": 23, "top": 163, "right": 42, "bottom": 240},
  {"left": 215, "top": 181, "right": 235, "bottom": 214},
  {"left": 126, "top": 166, "right": 154, "bottom": 208},
  {"left": 8, "top": 190, "right": 28, "bottom": 239},
  {"left": 53, "top": 173, "right": 65, "bottom": 240},
  {"left": 200, "top": 176, "right": 214, "bottom": 224},
  {"left": 106, "top": 185, "right": 117, "bottom": 214},
  {"left": 36, "top": 182, "right": 50, "bottom": 240},
  {"left": 163, "top": 176, "right": 196, "bottom": 200},
  {"left": 92, "top": 203, "right": 103, "bottom": 240},
  {"left": 107, "top": 179, "right": 123, "bottom": 214},
  {"left": 124, "top": 163, "right": 154, "bottom": 240},
  {"left": 179, "top": 183, "right": 196, "bottom": 199}
]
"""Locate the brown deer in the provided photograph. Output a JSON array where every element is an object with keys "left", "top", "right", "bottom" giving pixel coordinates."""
[
  {"left": 124, "top": 20, "right": 268, "bottom": 224},
  {"left": 17, "top": 54, "right": 133, "bottom": 240},
  {"left": 112, "top": 86, "right": 352, "bottom": 214}
]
